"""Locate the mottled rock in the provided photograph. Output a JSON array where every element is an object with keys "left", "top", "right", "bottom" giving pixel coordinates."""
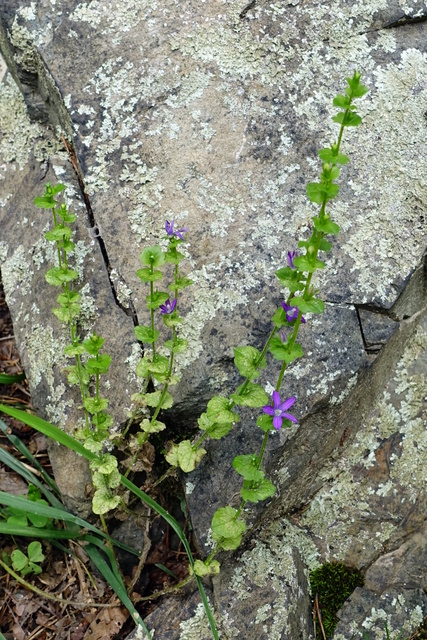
[
  {"left": 0, "top": 0, "right": 426, "bottom": 638},
  {"left": 357, "top": 308, "right": 399, "bottom": 351},
  {"left": 212, "top": 535, "right": 314, "bottom": 639},
  {"left": 126, "top": 588, "right": 214, "bottom": 640},
  {"left": 334, "top": 587, "right": 427, "bottom": 640},
  {"left": 364, "top": 523, "right": 427, "bottom": 594}
]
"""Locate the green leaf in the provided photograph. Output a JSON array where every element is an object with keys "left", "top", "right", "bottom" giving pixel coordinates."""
[
  {"left": 83, "top": 437, "right": 103, "bottom": 453},
  {"left": 202, "top": 421, "right": 233, "bottom": 439},
  {"left": 27, "top": 541, "right": 45, "bottom": 563},
  {"left": 257, "top": 414, "right": 274, "bottom": 433},
  {"left": 92, "top": 489, "right": 121, "bottom": 515},
  {"left": 45, "top": 266, "right": 78, "bottom": 286},
  {"left": 45, "top": 225, "right": 72, "bottom": 242},
  {"left": 64, "top": 343, "right": 85, "bottom": 357},
  {"left": 143, "top": 390, "right": 173, "bottom": 410},
  {"left": 52, "top": 304, "right": 80, "bottom": 323},
  {"left": 83, "top": 397, "right": 109, "bottom": 414},
  {"left": 230, "top": 382, "right": 269, "bottom": 408},
  {"left": 240, "top": 478, "right": 276, "bottom": 503},
  {"left": 169, "top": 276, "right": 193, "bottom": 291},
  {"left": 318, "top": 148, "right": 349, "bottom": 165},
  {"left": 271, "top": 306, "right": 287, "bottom": 328},
  {"left": 333, "top": 111, "right": 362, "bottom": 127},
  {"left": 192, "top": 559, "right": 221, "bottom": 577},
  {"left": 162, "top": 311, "right": 182, "bottom": 328},
  {"left": 139, "top": 245, "right": 165, "bottom": 267},
  {"left": 275, "top": 267, "right": 306, "bottom": 292},
  {"left": 313, "top": 215, "right": 340, "bottom": 236},
  {"left": 136, "top": 355, "right": 169, "bottom": 378},
  {"left": 11, "top": 549, "right": 28, "bottom": 572},
  {"left": 82, "top": 334, "right": 105, "bottom": 355},
  {"left": 7, "top": 513, "right": 27, "bottom": 527},
  {"left": 206, "top": 396, "right": 239, "bottom": 424},
  {"left": 346, "top": 73, "right": 369, "bottom": 97},
  {"left": 85, "top": 354, "right": 111, "bottom": 375},
  {"left": 211, "top": 506, "right": 246, "bottom": 541},
  {"left": 28, "top": 505, "right": 49, "bottom": 528},
  {"left": 34, "top": 196, "right": 56, "bottom": 209},
  {"left": 306, "top": 181, "right": 340, "bottom": 204},
  {"left": 146, "top": 291, "right": 169, "bottom": 310},
  {"left": 136, "top": 267, "right": 163, "bottom": 283},
  {"left": 164, "top": 337, "right": 188, "bottom": 353},
  {"left": 90, "top": 454, "right": 117, "bottom": 476},
  {"left": 56, "top": 207, "right": 76, "bottom": 223},
  {"left": 292, "top": 255, "right": 325, "bottom": 273},
  {"left": 64, "top": 365, "right": 89, "bottom": 386},
  {"left": 164, "top": 249, "right": 185, "bottom": 264},
  {"left": 165, "top": 441, "right": 206, "bottom": 472},
  {"left": 234, "top": 346, "right": 266, "bottom": 380},
  {"left": 332, "top": 94, "right": 353, "bottom": 108},
  {"left": 269, "top": 337, "right": 303, "bottom": 363},
  {"left": 290, "top": 295, "right": 325, "bottom": 314},
  {"left": 134, "top": 325, "right": 160, "bottom": 343},
  {"left": 0, "top": 372, "right": 26, "bottom": 384},
  {"left": 319, "top": 238, "right": 332, "bottom": 253},
  {"left": 140, "top": 418, "right": 166, "bottom": 433},
  {"left": 232, "top": 454, "right": 264, "bottom": 482}
]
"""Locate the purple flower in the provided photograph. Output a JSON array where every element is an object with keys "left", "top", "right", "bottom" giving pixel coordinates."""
[
  {"left": 281, "top": 302, "right": 306, "bottom": 323},
  {"left": 262, "top": 391, "right": 298, "bottom": 430},
  {"left": 287, "top": 250, "right": 297, "bottom": 269},
  {"left": 159, "top": 298, "right": 177, "bottom": 315},
  {"left": 165, "top": 219, "right": 188, "bottom": 241}
]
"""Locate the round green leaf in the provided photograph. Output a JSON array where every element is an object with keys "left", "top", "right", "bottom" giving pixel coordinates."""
[
  {"left": 139, "top": 245, "right": 165, "bottom": 267},
  {"left": 211, "top": 506, "right": 246, "bottom": 540},
  {"left": 240, "top": 478, "right": 276, "bottom": 503},
  {"left": 232, "top": 454, "right": 264, "bottom": 482}
]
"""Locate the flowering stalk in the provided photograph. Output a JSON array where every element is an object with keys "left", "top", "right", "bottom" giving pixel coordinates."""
[
  {"left": 190, "top": 71, "right": 369, "bottom": 564},
  {"left": 132, "top": 220, "right": 192, "bottom": 458},
  {"left": 34, "top": 186, "right": 118, "bottom": 516}
]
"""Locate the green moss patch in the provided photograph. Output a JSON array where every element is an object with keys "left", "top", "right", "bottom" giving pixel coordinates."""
[{"left": 310, "top": 561, "right": 364, "bottom": 638}]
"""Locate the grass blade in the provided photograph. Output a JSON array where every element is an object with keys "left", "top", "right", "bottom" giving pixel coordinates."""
[
  {"left": 0, "top": 372, "right": 25, "bottom": 384},
  {"left": 0, "top": 492, "right": 139, "bottom": 556},
  {"left": 0, "top": 444, "right": 63, "bottom": 509},
  {"left": 0, "top": 418, "right": 60, "bottom": 495},
  {"left": 85, "top": 543, "right": 152, "bottom": 639},
  {"left": 0, "top": 404, "right": 220, "bottom": 639},
  {"left": 0, "top": 522, "right": 83, "bottom": 539}
]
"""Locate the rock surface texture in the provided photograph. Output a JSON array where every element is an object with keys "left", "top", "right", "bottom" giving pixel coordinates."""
[{"left": 0, "top": 0, "right": 426, "bottom": 638}]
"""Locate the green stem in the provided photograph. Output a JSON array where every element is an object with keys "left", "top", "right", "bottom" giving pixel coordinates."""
[
  {"left": 100, "top": 513, "right": 118, "bottom": 568},
  {"left": 150, "top": 267, "right": 156, "bottom": 360}
]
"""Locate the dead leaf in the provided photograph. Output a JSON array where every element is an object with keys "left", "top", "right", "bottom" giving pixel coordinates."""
[{"left": 83, "top": 606, "right": 128, "bottom": 640}]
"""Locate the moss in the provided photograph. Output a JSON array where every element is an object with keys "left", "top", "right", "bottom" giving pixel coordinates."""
[{"left": 310, "top": 562, "right": 364, "bottom": 639}]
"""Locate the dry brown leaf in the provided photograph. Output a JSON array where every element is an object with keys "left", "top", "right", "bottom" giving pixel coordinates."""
[{"left": 83, "top": 606, "right": 128, "bottom": 640}]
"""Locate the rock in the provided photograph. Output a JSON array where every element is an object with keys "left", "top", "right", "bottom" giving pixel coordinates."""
[
  {"left": 334, "top": 587, "right": 427, "bottom": 640},
  {"left": 0, "top": 0, "right": 426, "bottom": 638},
  {"left": 212, "top": 535, "right": 314, "bottom": 639},
  {"left": 357, "top": 308, "right": 399, "bottom": 352},
  {"left": 126, "top": 588, "right": 215, "bottom": 640},
  {"left": 364, "top": 523, "right": 427, "bottom": 594}
]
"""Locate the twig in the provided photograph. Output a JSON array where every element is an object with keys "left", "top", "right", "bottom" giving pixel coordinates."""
[
  {"left": 314, "top": 593, "right": 327, "bottom": 640},
  {"left": 132, "top": 574, "right": 194, "bottom": 603},
  {"left": 0, "top": 558, "right": 119, "bottom": 609}
]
